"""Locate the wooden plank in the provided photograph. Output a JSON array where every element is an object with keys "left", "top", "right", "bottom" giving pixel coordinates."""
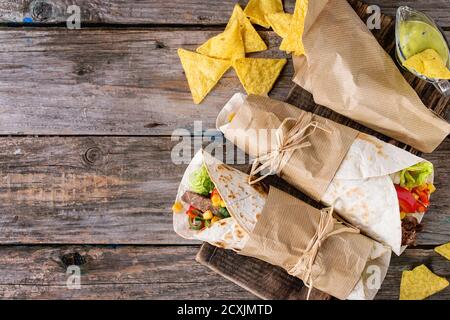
[
  {"left": 0, "top": 245, "right": 448, "bottom": 299},
  {"left": 0, "top": 136, "right": 448, "bottom": 245},
  {"left": 1, "top": 1, "right": 449, "bottom": 27},
  {"left": 0, "top": 136, "right": 194, "bottom": 244},
  {"left": 196, "top": 243, "right": 331, "bottom": 300},
  {"left": 0, "top": 245, "right": 255, "bottom": 299},
  {"left": 376, "top": 248, "right": 450, "bottom": 300},
  {"left": 198, "top": 244, "right": 450, "bottom": 300},
  {"left": 0, "top": 28, "right": 291, "bottom": 135},
  {"left": 0, "top": 136, "right": 250, "bottom": 244}
]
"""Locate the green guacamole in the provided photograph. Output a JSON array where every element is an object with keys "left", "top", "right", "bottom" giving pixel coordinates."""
[{"left": 399, "top": 20, "right": 448, "bottom": 64}]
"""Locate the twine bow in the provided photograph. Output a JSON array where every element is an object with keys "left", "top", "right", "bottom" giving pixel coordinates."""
[
  {"left": 248, "top": 117, "right": 331, "bottom": 185},
  {"left": 287, "top": 207, "right": 359, "bottom": 300}
]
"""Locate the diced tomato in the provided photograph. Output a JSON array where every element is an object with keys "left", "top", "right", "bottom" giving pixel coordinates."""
[{"left": 395, "top": 185, "right": 418, "bottom": 213}]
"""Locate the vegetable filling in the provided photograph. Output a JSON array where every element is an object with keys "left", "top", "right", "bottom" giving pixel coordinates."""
[
  {"left": 178, "top": 165, "right": 231, "bottom": 230},
  {"left": 394, "top": 162, "right": 435, "bottom": 246}
]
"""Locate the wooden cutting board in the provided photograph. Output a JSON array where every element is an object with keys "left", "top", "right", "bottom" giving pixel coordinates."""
[{"left": 196, "top": 0, "right": 449, "bottom": 300}]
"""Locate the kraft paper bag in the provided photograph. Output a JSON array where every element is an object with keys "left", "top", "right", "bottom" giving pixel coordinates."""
[
  {"left": 218, "top": 94, "right": 358, "bottom": 201},
  {"left": 240, "top": 187, "right": 390, "bottom": 300},
  {"left": 176, "top": 150, "right": 391, "bottom": 299},
  {"left": 216, "top": 94, "right": 432, "bottom": 255},
  {"left": 293, "top": 0, "right": 449, "bottom": 153}
]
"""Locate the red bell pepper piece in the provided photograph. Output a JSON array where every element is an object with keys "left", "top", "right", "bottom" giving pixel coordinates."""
[
  {"left": 186, "top": 205, "right": 201, "bottom": 219},
  {"left": 395, "top": 185, "right": 418, "bottom": 213}
]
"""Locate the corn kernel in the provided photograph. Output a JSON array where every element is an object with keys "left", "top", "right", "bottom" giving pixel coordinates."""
[
  {"left": 400, "top": 211, "right": 406, "bottom": 220},
  {"left": 172, "top": 201, "right": 183, "bottom": 213},
  {"left": 203, "top": 210, "right": 213, "bottom": 220},
  {"left": 428, "top": 183, "right": 436, "bottom": 194},
  {"left": 211, "top": 194, "right": 221, "bottom": 207},
  {"left": 220, "top": 200, "right": 226, "bottom": 208},
  {"left": 211, "top": 216, "right": 221, "bottom": 224}
]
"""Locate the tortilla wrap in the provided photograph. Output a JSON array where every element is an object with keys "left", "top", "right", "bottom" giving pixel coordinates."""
[
  {"left": 173, "top": 149, "right": 266, "bottom": 251},
  {"left": 173, "top": 150, "right": 390, "bottom": 299},
  {"left": 217, "top": 93, "right": 434, "bottom": 255}
]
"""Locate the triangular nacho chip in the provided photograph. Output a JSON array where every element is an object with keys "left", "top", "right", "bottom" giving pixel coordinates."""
[
  {"left": 266, "top": 12, "right": 293, "bottom": 39},
  {"left": 435, "top": 242, "right": 450, "bottom": 260},
  {"left": 233, "top": 57, "right": 287, "bottom": 95},
  {"left": 400, "top": 265, "right": 449, "bottom": 300},
  {"left": 280, "top": 0, "right": 308, "bottom": 56},
  {"left": 226, "top": 4, "right": 267, "bottom": 53},
  {"left": 244, "top": 0, "right": 284, "bottom": 28},
  {"left": 178, "top": 49, "right": 231, "bottom": 104},
  {"left": 197, "top": 19, "right": 245, "bottom": 61},
  {"left": 403, "top": 49, "right": 450, "bottom": 79}
]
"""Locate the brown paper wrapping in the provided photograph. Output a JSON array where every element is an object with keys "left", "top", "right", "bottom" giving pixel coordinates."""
[
  {"left": 225, "top": 95, "right": 358, "bottom": 201},
  {"left": 293, "top": 0, "right": 450, "bottom": 153},
  {"left": 240, "top": 187, "right": 374, "bottom": 300}
]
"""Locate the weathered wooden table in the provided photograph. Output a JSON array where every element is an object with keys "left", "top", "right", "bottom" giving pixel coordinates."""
[{"left": 0, "top": 0, "right": 448, "bottom": 300}]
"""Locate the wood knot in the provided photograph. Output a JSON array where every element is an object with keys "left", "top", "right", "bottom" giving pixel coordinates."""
[
  {"left": 61, "top": 252, "right": 86, "bottom": 267},
  {"left": 30, "top": 0, "right": 53, "bottom": 21},
  {"left": 83, "top": 147, "right": 102, "bottom": 165},
  {"left": 154, "top": 41, "right": 166, "bottom": 49},
  {"left": 197, "top": 15, "right": 210, "bottom": 22},
  {"left": 144, "top": 122, "right": 163, "bottom": 128},
  {"left": 76, "top": 64, "right": 94, "bottom": 76}
]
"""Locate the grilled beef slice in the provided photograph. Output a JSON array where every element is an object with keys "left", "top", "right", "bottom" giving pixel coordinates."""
[
  {"left": 182, "top": 191, "right": 220, "bottom": 215},
  {"left": 402, "top": 216, "right": 424, "bottom": 246}
]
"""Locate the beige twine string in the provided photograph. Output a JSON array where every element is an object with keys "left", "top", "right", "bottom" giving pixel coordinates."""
[
  {"left": 287, "top": 207, "right": 359, "bottom": 300},
  {"left": 248, "top": 117, "right": 331, "bottom": 185}
]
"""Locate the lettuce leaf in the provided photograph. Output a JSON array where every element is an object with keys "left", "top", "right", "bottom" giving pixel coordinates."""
[
  {"left": 189, "top": 165, "right": 214, "bottom": 196},
  {"left": 400, "top": 162, "right": 433, "bottom": 189}
]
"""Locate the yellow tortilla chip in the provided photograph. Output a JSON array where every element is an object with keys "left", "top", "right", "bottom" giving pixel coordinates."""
[
  {"left": 178, "top": 49, "right": 231, "bottom": 104},
  {"left": 197, "top": 19, "right": 245, "bottom": 60},
  {"left": 244, "top": 0, "right": 284, "bottom": 28},
  {"left": 403, "top": 49, "right": 450, "bottom": 79},
  {"left": 400, "top": 264, "right": 449, "bottom": 300},
  {"left": 226, "top": 4, "right": 267, "bottom": 53},
  {"left": 233, "top": 57, "right": 287, "bottom": 95},
  {"left": 266, "top": 12, "right": 293, "bottom": 39},
  {"left": 280, "top": 0, "right": 308, "bottom": 56},
  {"left": 435, "top": 242, "right": 450, "bottom": 260}
]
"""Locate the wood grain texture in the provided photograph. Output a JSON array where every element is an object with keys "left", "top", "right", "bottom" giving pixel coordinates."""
[
  {"left": 0, "top": 1, "right": 449, "bottom": 27},
  {"left": 0, "top": 0, "right": 448, "bottom": 301},
  {"left": 196, "top": 243, "right": 331, "bottom": 300},
  {"left": 0, "top": 136, "right": 251, "bottom": 244},
  {"left": 0, "top": 136, "right": 448, "bottom": 245},
  {"left": 199, "top": 244, "right": 450, "bottom": 300},
  {"left": 0, "top": 28, "right": 291, "bottom": 135},
  {"left": 376, "top": 248, "right": 450, "bottom": 300},
  {"left": 0, "top": 245, "right": 448, "bottom": 300},
  {"left": 0, "top": 136, "right": 194, "bottom": 244},
  {"left": 0, "top": 245, "right": 255, "bottom": 299}
]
